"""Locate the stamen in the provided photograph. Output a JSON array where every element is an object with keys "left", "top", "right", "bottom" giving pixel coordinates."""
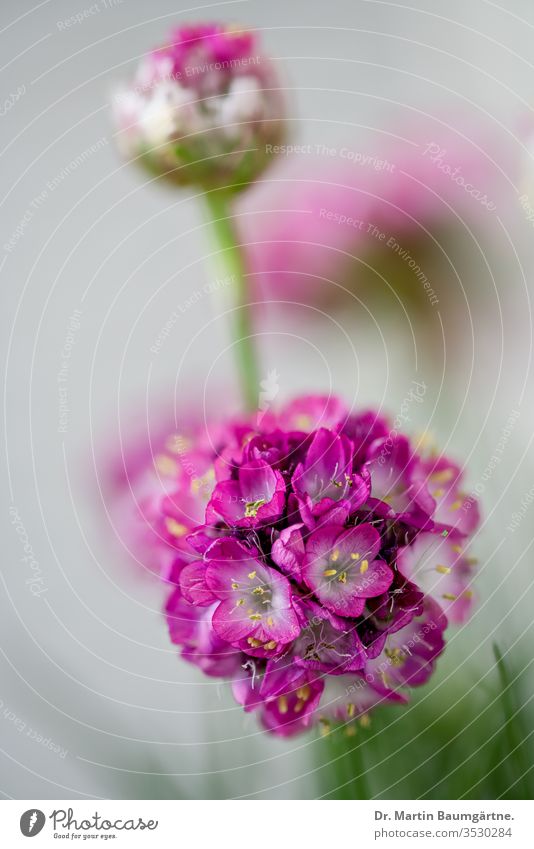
[
  {"left": 359, "top": 559, "right": 369, "bottom": 574},
  {"left": 249, "top": 613, "right": 262, "bottom": 620},
  {"left": 435, "top": 565, "right": 451, "bottom": 574},
  {"left": 385, "top": 647, "right": 405, "bottom": 666},
  {"left": 248, "top": 571, "right": 257, "bottom": 580},
  {"left": 331, "top": 549, "right": 340, "bottom": 562},
  {"left": 244, "top": 499, "right": 265, "bottom": 518},
  {"left": 296, "top": 685, "right": 311, "bottom": 701},
  {"left": 165, "top": 518, "right": 187, "bottom": 537},
  {"left": 155, "top": 454, "right": 177, "bottom": 476},
  {"left": 319, "top": 718, "right": 331, "bottom": 736},
  {"left": 442, "top": 592, "right": 457, "bottom": 601},
  {"left": 338, "top": 571, "right": 347, "bottom": 584},
  {"left": 430, "top": 469, "right": 454, "bottom": 483},
  {"left": 323, "top": 568, "right": 337, "bottom": 577},
  {"left": 350, "top": 552, "right": 360, "bottom": 560},
  {"left": 263, "top": 640, "right": 277, "bottom": 650},
  {"left": 278, "top": 696, "right": 288, "bottom": 714}
]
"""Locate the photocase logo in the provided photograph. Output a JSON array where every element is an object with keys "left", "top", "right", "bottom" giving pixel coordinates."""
[{"left": 20, "top": 809, "right": 45, "bottom": 837}]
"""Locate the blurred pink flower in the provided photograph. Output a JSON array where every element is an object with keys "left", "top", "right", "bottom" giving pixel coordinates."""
[{"left": 238, "top": 116, "right": 514, "bottom": 303}]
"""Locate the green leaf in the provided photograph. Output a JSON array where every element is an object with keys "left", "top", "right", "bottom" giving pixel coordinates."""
[{"left": 492, "top": 643, "right": 534, "bottom": 800}]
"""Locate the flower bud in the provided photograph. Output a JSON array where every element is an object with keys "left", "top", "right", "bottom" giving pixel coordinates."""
[{"left": 112, "top": 23, "right": 286, "bottom": 190}]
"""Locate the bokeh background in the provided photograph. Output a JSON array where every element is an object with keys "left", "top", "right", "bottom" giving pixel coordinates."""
[{"left": 2, "top": 0, "right": 534, "bottom": 799}]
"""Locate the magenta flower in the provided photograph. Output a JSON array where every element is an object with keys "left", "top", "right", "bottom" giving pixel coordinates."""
[
  {"left": 302, "top": 523, "right": 393, "bottom": 618},
  {"left": 207, "top": 458, "right": 286, "bottom": 527},
  {"left": 112, "top": 395, "right": 480, "bottom": 736},
  {"left": 112, "top": 22, "right": 286, "bottom": 188},
  {"left": 292, "top": 429, "right": 370, "bottom": 525}
]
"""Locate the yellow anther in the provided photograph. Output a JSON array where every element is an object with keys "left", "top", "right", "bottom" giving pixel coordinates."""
[
  {"left": 430, "top": 469, "right": 454, "bottom": 483},
  {"left": 244, "top": 499, "right": 265, "bottom": 518},
  {"left": 236, "top": 598, "right": 245, "bottom": 606},
  {"left": 294, "top": 700, "right": 304, "bottom": 714},
  {"left": 350, "top": 552, "right": 360, "bottom": 560},
  {"left": 433, "top": 488, "right": 444, "bottom": 498},
  {"left": 296, "top": 685, "right": 311, "bottom": 701},
  {"left": 231, "top": 582, "right": 239, "bottom": 590},
  {"left": 338, "top": 572, "right": 347, "bottom": 584},
  {"left": 435, "top": 565, "right": 451, "bottom": 574},
  {"left": 191, "top": 469, "right": 215, "bottom": 495},
  {"left": 380, "top": 670, "right": 392, "bottom": 687},
  {"left": 319, "top": 718, "right": 331, "bottom": 736},
  {"left": 164, "top": 517, "right": 187, "bottom": 538},
  {"left": 346, "top": 702, "right": 355, "bottom": 718},
  {"left": 452, "top": 544, "right": 462, "bottom": 553},
  {"left": 249, "top": 613, "right": 262, "bottom": 620},
  {"left": 359, "top": 713, "right": 371, "bottom": 729},
  {"left": 450, "top": 500, "right": 463, "bottom": 511},
  {"left": 155, "top": 454, "right": 177, "bottom": 476},
  {"left": 345, "top": 724, "right": 357, "bottom": 737},
  {"left": 323, "top": 569, "right": 337, "bottom": 577},
  {"left": 252, "top": 587, "right": 264, "bottom": 595},
  {"left": 331, "top": 549, "right": 340, "bottom": 562},
  {"left": 267, "top": 616, "right": 274, "bottom": 626},
  {"left": 247, "top": 637, "right": 263, "bottom": 648},
  {"left": 263, "top": 641, "right": 277, "bottom": 650},
  {"left": 463, "top": 590, "right": 474, "bottom": 599},
  {"left": 278, "top": 696, "right": 288, "bottom": 714},
  {"left": 359, "top": 559, "right": 369, "bottom": 574},
  {"left": 248, "top": 571, "right": 257, "bottom": 580},
  {"left": 385, "top": 647, "right": 405, "bottom": 666},
  {"left": 442, "top": 592, "right": 457, "bottom": 601}
]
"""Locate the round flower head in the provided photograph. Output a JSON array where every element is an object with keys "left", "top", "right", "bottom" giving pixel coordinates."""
[
  {"left": 239, "top": 113, "right": 515, "bottom": 304},
  {"left": 113, "top": 23, "right": 286, "bottom": 189},
  {"left": 112, "top": 395, "right": 480, "bottom": 736}
]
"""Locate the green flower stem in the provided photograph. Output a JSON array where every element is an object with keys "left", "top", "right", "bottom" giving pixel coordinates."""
[
  {"left": 317, "top": 726, "right": 371, "bottom": 799},
  {"left": 203, "top": 190, "right": 260, "bottom": 412}
]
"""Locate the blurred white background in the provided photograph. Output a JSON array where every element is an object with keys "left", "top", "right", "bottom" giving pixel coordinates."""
[{"left": 1, "top": 0, "right": 534, "bottom": 799}]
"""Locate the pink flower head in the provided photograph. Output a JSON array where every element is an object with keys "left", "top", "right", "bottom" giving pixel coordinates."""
[
  {"left": 112, "top": 22, "right": 286, "bottom": 188},
  {"left": 238, "top": 115, "right": 515, "bottom": 303},
  {"left": 112, "top": 394, "right": 480, "bottom": 735}
]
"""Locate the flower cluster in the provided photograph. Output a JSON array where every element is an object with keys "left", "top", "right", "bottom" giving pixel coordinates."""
[
  {"left": 118, "top": 395, "right": 479, "bottom": 737},
  {"left": 113, "top": 23, "right": 286, "bottom": 188}
]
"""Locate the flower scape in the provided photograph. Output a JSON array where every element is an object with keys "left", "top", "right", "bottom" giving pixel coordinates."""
[{"left": 117, "top": 395, "right": 480, "bottom": 737}]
